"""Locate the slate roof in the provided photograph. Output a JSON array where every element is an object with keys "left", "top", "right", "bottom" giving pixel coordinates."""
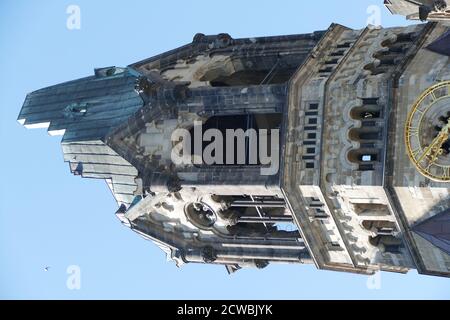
[
  {"left": 17, "top": 67, "right": 144, "bottom": 206},
  {"left": 412, "top": 209, "right": 450, "bottom": 256},
  {"left": 427, "top": 30, "right": 450, "bottom": 57},
  {"left": 18, "top": 67, "right": 143, "bottom": 142}
]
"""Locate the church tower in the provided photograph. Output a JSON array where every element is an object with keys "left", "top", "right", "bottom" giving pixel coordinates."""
[{"left": 18, "top": 20, "right": 450, "bottom": 277}]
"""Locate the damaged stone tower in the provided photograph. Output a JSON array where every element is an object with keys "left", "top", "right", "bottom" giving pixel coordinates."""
[{"left": 18, "top": 9, "right": 450, "bottom": 277}]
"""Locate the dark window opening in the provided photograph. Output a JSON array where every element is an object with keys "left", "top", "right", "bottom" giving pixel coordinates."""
[
  {"left": 325, "top": 58, "right": 339, "bottom": 65},
  {"left": 348, "top": 150, "right": 379, "bottom": 162},
  {"left": 201, "top": 55, "right": 306, "bottom": 87},
  {"left": 360, "top": 154, "right": 377, "bottom": 162},
  {"left": 359, "top": 164, "right": 374, "bottom": 171},
  {"left": 360, "top": 143, "right": 375, "bottom": 148},
  {"left": 319, "top": 67, "right": 333, "bottom": 73},
  {"left": 217, "top": 195, "right": 299, "bottom": 239},
  {"left": 359, "top": 132, "right": 380, "bottom": 140},
  {"left": 349, "top": 128, "right": 382, "bottom": 142},
  {"left": 188, "top": 113, "right": 282, "bottom": 166},
  {"left": 305, "top": 162, "right": 315, "bottom": 169},
  {"left": 208, "top": 70, "right": 268, "bottom": 87},
  {"left": 361, "top": 120, "right": 377, "bottom": 127},
  {"left": 336, "top": 42, "right": 352, "bottom": 49},
  {"left": 208, "top": 68, "right": 299, "bottom": 86},
  {"left": 362, "top": 98, "right": 378, "bottom": 105},
  {"left": 330, "top": 50, "right": 345, "bottom": 56}
]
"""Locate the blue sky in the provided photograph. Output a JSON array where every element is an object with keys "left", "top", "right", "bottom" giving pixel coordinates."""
[{"left": 1, "top": 0, "right": 449, "bottom": 299}]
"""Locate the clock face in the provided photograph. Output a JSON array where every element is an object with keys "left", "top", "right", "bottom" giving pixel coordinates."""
[{"left": 405, "top": 81, "right": 450, "bottom": 182}]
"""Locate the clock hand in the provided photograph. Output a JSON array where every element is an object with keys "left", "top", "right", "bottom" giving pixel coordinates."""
[
  {"left": 417, "top": 120, "right": 450, "bottom": 163},
  {"left": 417, "top": 132, "right": 445, "bottom": 163},
  {"left": 429, "top": 133, "right": 448, "bottom": 163},
  {"left": 435, "top": 121, "right": 450, "bottom": 155},
  {"left": 426, "top": 142, "right": 445, "bottom": 168}
]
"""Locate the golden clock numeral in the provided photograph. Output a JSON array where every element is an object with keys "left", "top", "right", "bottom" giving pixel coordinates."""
[
  {"left": 411, "top": 148, "right": 421, "bottom": 159},
  {"left": 424, "top": 162, "right": 434, "bottom": 172},
  {"left": 442, "top": 166, "right": 450, "bottom": 178},
  {"left": 407, "top": 126, "right": 419, "bottom": 137},
  {"left": 429, "top": 91, "right": 437, "bottom": 102}
]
